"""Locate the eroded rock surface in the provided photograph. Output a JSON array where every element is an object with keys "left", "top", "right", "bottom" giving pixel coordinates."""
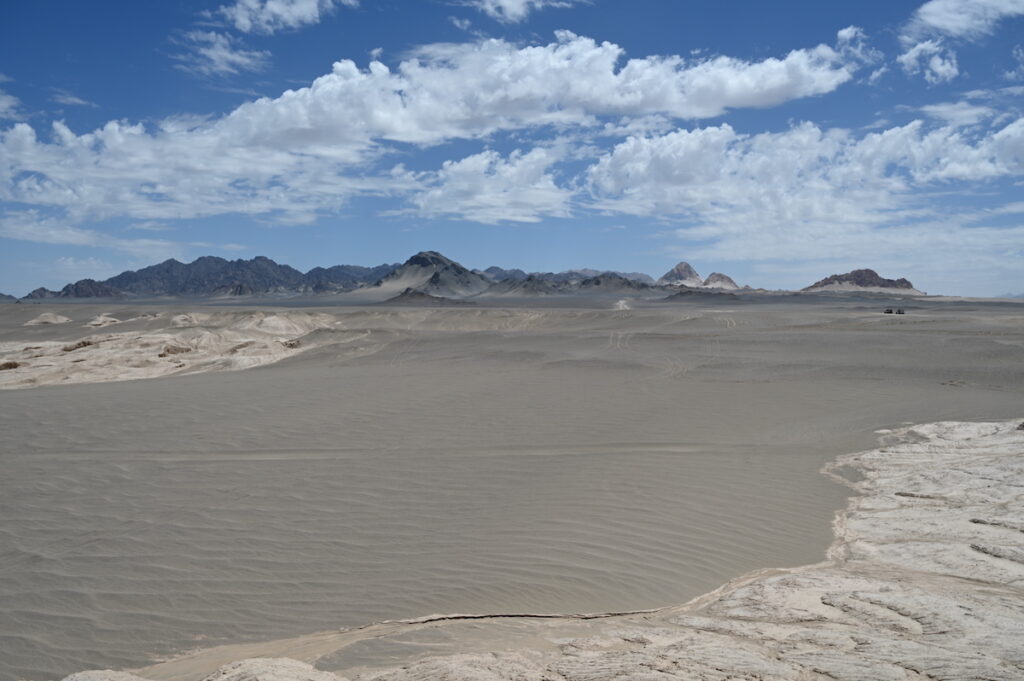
[{"left": 1, "top": 311, "right": 347, "bottom": 389}]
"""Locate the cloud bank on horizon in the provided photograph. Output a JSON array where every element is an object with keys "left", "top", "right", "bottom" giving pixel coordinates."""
[{"left": 0, "top": 0, "right": 1023, "bottom": 296}]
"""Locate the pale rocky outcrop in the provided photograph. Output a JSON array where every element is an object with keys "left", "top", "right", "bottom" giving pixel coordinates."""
[
  {"left": 1, "top": 311, "right": 349, "bottom": 389},
  {"left": 702, "top": 272, "right": 738, "bottom": 290},
  {"left": 23, "top": 312, "right": 72, "bottom": 325},
  {"left": 65, "top": 660, "right": 348, "bottom": 681}
]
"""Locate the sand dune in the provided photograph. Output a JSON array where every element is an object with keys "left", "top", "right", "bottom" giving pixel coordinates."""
[
  {"left": 24, "top": 312, "right": 72, "bottom": 326},
  {"left": 86, "top": 314, "right": 122, "bottom": 328}
]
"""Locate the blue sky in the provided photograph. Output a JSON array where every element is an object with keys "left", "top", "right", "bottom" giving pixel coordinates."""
[{"left": 1, "top": 0, "right": 1022, "bottom": 296}]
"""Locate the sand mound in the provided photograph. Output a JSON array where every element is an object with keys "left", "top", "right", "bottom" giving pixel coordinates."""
[
  {"left": 0, "top": 310, "right": 348, "bottom": 389},
  {"left": 24, "top": 312, "right": 72, "bottom": 326},
  {"left": 86, "top": 314, "right": 121, "bottom": 327}
]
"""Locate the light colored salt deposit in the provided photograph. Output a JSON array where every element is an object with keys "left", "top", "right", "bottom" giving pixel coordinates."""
[
  {"left": 66, "top": 660, "right": 347, "bottom": 681},
  {"left": 0, "top": 310, "right": 347, "bottom": 389},
  {"left": 24, "top": 312, "right": 72, "bottom": 325},
  {"left": 61, "top": 419, "right": 1024, "bottom": 681}
]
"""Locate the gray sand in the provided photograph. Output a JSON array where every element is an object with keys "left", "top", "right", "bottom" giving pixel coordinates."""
[{"left": 1, "top": 299, "right": 1022, "bottom": 681}]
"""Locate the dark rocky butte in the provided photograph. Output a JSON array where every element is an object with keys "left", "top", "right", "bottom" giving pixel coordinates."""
[{"left": 803, "top": 269, "right": 915, "bottom": 291}]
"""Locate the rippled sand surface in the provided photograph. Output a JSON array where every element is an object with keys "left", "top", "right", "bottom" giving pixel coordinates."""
[{"left": 2, "top": 299, "right": 1023, "bottom": 681}]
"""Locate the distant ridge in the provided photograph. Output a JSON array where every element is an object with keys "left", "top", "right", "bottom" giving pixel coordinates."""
[
  {"left": 803, "top": 269, "right": 921, "bottom": 294},
  {"left": 23, "top": 287, "right": 60, "bottom": 300},
  {"left": 0, "top": 292, "right": 16, "bottom": 302},
  {"left": 16, "top": 251, "right": 757, "bottom": 301},
  {"left": 578, "top": 273, "right": 651, "bottom": 292},
  {"left": 485, "top": 275, "right": 566, "bottom": 296},
  {"left": 22, "top": 256, "right": 401, "bottom": 299},
  {"left": 661, "top": 289, "right": 739, "bottom": 302},
  {"left": 59, "top": 279, "right": 123, "bottom": 298}
]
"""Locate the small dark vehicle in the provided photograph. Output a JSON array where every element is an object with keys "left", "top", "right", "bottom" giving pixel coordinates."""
[{"left": 884, "top": 308, "right": 893, "bottom": 314}]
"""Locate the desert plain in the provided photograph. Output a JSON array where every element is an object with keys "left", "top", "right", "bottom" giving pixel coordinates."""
[{"left": 1, "top": 295, "right": 1022, "bottom": 681}]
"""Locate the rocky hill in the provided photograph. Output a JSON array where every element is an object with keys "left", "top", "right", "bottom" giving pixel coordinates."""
[
  {"left": 23, "top": 287, "right": 59, "bottom": 299},
  {"left": 374, "top": 251, "right": 491, "bottom": 298},
  {"left": 657, "top": 262, "right": 703, "bottom": 287},
  {"left": 803, "top": 269, "right": 921, "bottom": 294},
  {"left": 703, "top": 272, "right": 739, "bottom": 290}
]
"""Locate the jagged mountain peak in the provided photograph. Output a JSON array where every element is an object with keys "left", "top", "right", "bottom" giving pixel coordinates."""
[
  {"left": 657, "top": 261, "right": 702, "bottom": 285},
  {"left": 404, "top": 251, "right": 457, "bottom": 268}
]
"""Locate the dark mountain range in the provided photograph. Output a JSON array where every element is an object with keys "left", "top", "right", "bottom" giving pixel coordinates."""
[
  {"left": 803, "top": 269, "right": 917, "bottom": 292},
  {"left": 59, "top": 279, "right": 123, "bottom": 298},
  {"left": 23, "top": 287, "right": 59, "bottom": 299},
  {"left": 25, "top": 256, "right": 400, "bottom": 299},
  {"left": 530, "top": 269, "right": 655, "bottom": 285},
  {"left": 0, "top": 292, "right": 16, "bottom": 302},
  {"left": 304, "top": 263, "right": 401, "bottom": 292},
  {"left": 105, "top": 256, "right": 307, "bottom": 296},
  {"left": 481, "top": 266, "right": 528, "bottom": 282},
  {"left": 18, "top": 251, "right": 757, "bottom": 301},
  {"left": 578, "top": 273, "right": 652, "bottom": 291},
  {"left": 662, "top": 289, "right": 739, "bottom": 302},
  {"left": 485, "top": 274, "right": 567, "bottom": 296}
]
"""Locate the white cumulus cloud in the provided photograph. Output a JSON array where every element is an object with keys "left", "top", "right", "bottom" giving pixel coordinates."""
[
  {"left": 467, "top": 0, "right": 582, "bottom": 23},
  {"left": 899, "top": 0, "right": 1024, "bottom": 84},
  {"left": 0, "top": 89, "right": 23, "bottom": 121},
  {"left": 585, "top": 117, "right": 1024, "bottom": 260},
  {"left": 173, "top": 31, "right": 271, "bottom": 76},
  {"left": 404, "top": 147, "right": 572, "bottom": 223},
  {"left": 905, "top": 0, "right": 1024, "bottom": 42},
  {"left": 920, "top": 100, "right": 995, "bottom": 126},
  {"left": 216, "top": 0, "right": 358, "bottom": 34},
  {"left": 897, "top": 39, "right": 960, "bottom": 83},
  {"left": 0, "top": 31, "right": 867, "bottom": 226}
]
